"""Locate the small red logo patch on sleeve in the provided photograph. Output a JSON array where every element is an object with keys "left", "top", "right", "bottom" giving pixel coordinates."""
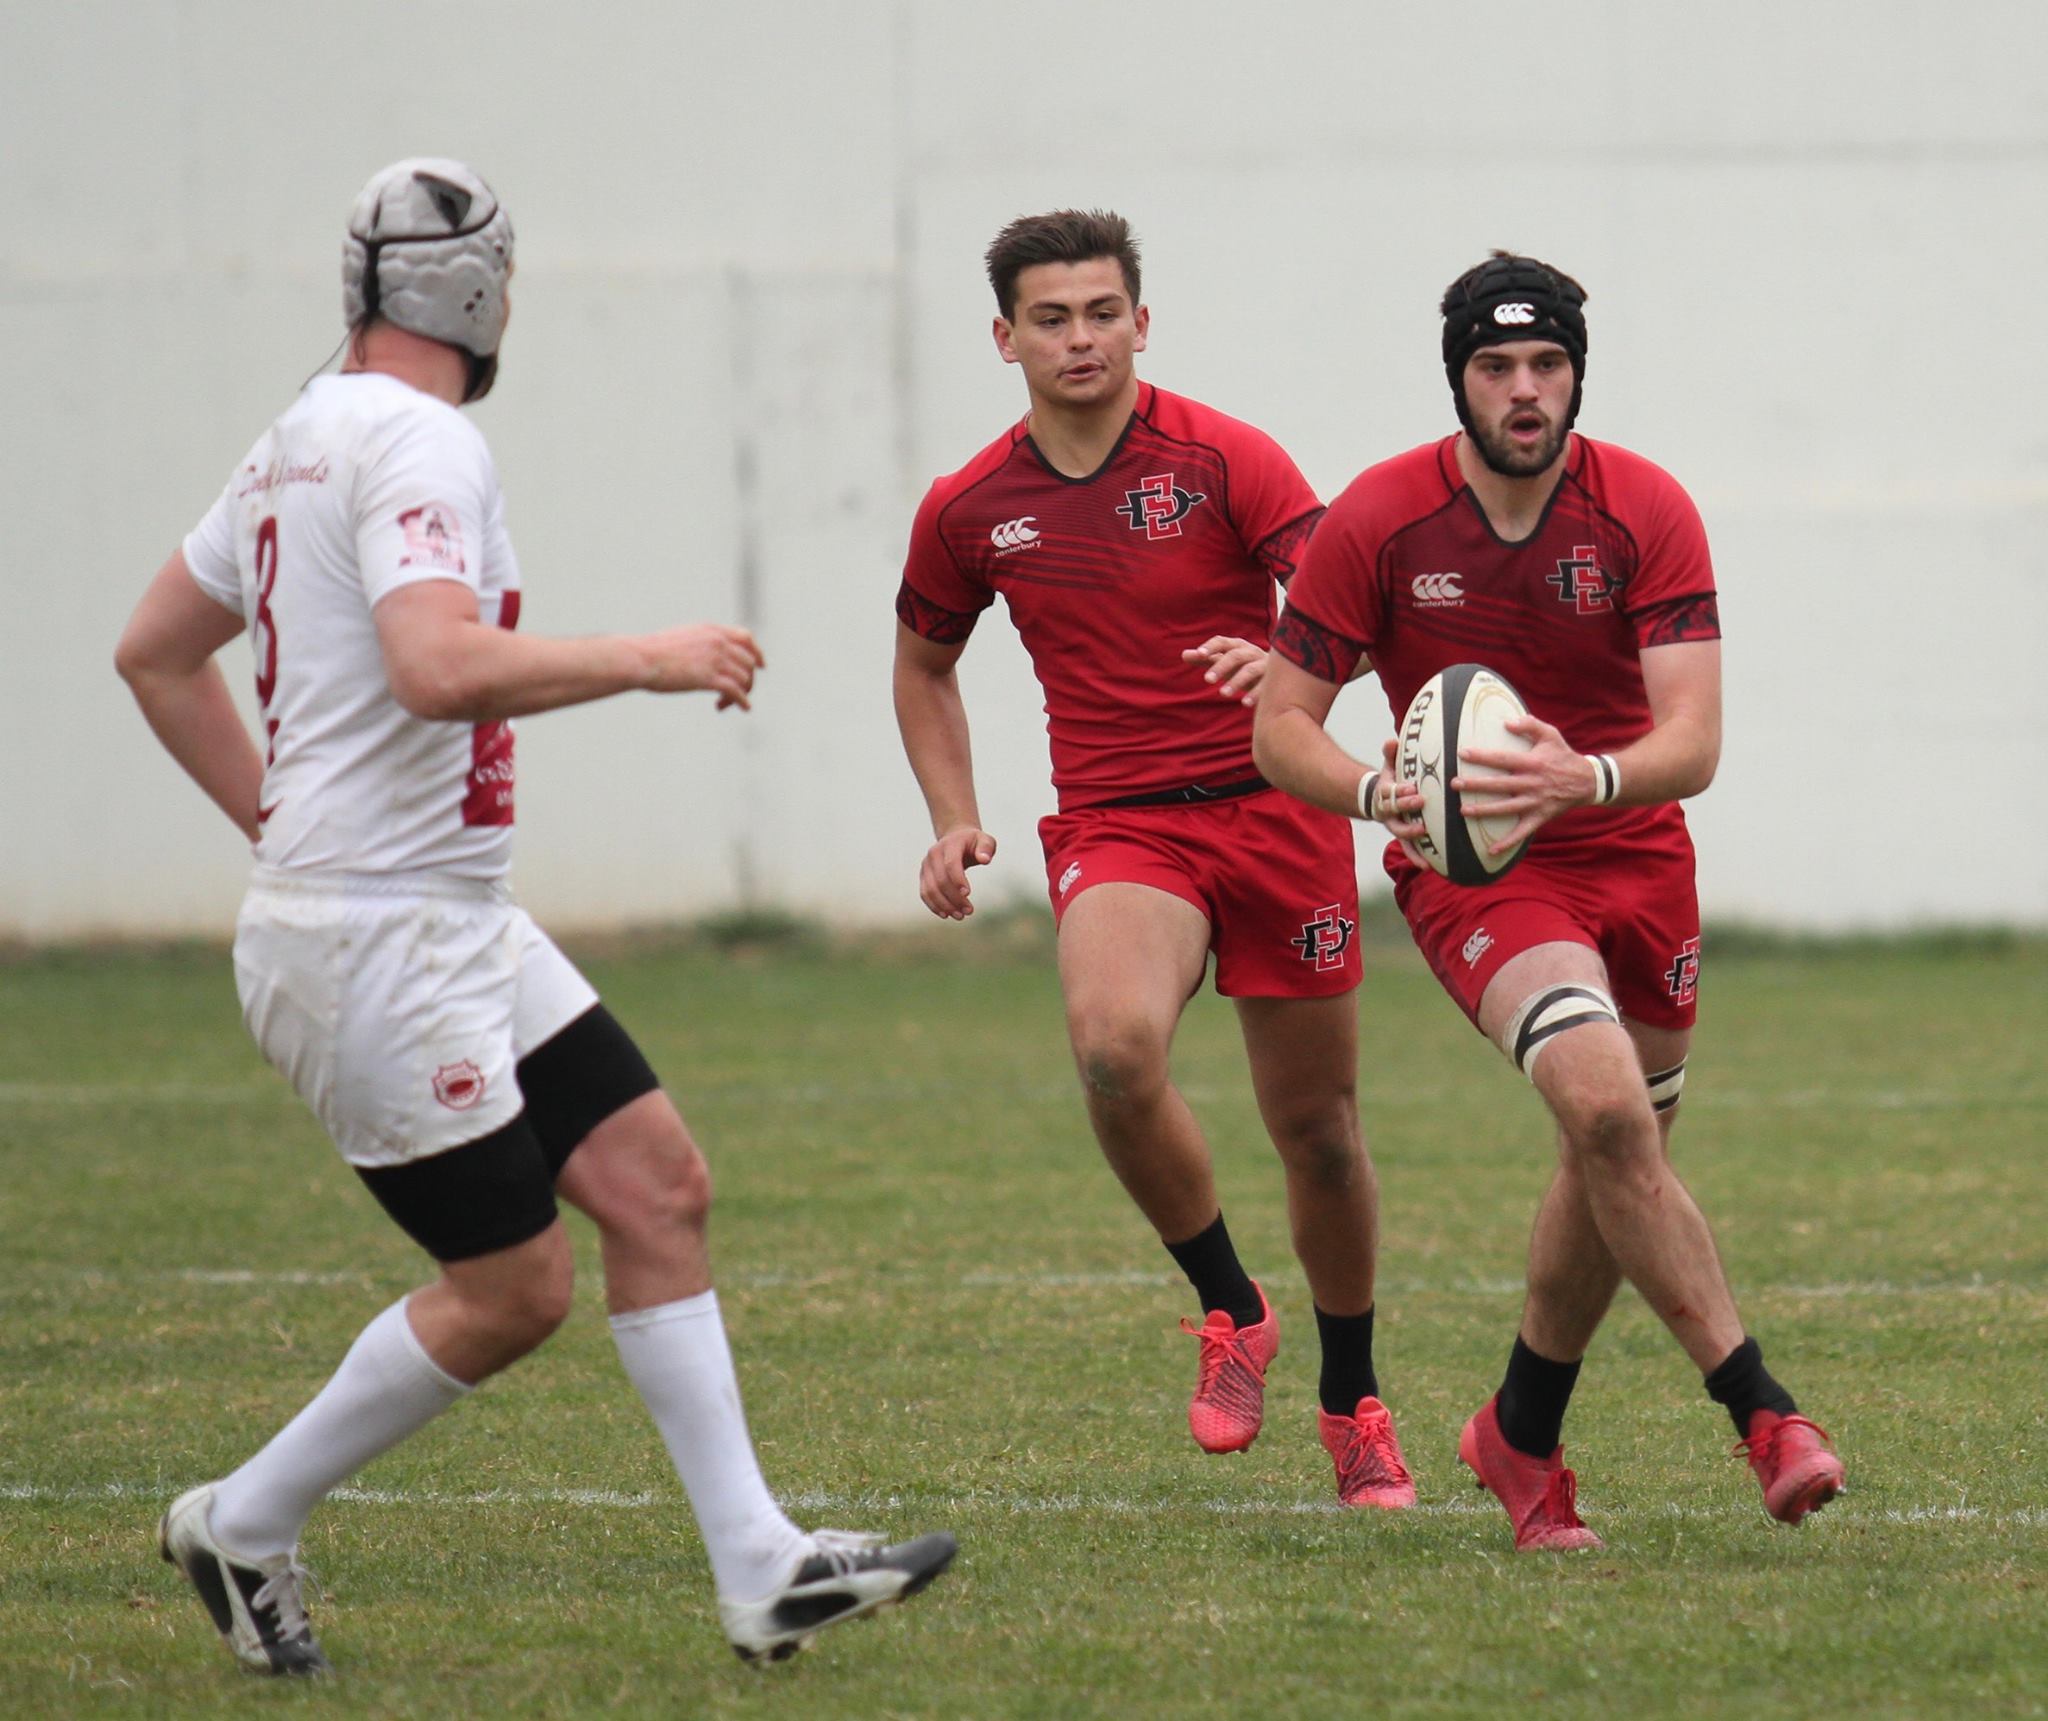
[{"left": 398, "top": 504, "right": 467, "bottom": 574}]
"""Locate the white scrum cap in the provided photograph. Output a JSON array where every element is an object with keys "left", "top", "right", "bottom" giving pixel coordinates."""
[{"left": 341, "top": 158, "right": 513, "bottom": 399}]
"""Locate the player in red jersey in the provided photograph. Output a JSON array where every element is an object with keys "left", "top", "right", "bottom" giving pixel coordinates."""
[
  {"left": 892, "top": 211, "right": 1412, "bottom": 1506},
  {"left": 1254, "top": 253, "right": 1843, "bottom": 1547}
]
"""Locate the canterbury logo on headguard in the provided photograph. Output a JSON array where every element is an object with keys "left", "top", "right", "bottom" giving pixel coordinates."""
[{"left": 1493, "top": 303, "right": 1536, "bottom": 325}]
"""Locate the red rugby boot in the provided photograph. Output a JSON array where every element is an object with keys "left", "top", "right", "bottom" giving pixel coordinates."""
[
  {"left": 1458, "top": 1397, "right": 1603, "bottom": 1551},
  {"left": 1317, "top": 1397, "right": 1417, "bottom": 1508},
  {"left": 1180, "top": 1283, "right": 1278, "bottom": 1454},
  {"left": 1737, "top": 1411, "right": 1845, "bottom": 1524}
]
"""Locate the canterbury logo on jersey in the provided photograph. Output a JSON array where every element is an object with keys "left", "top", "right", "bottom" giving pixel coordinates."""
[
  {"left": 1411, "top": 572, "right": 1464, "bottom": 606},
  {"left": 990, "top": 516, "right": 1041, "bottom": 553},
  {"left": 1493, "top": 303, "right": 1536, "bottom": 325}
]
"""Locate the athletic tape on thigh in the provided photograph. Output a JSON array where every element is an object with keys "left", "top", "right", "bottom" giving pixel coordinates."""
[
  {"left": 1498, "top": 983, "right": 1621, "bottom": 1079},
  {"left": 1645, "top": 1058, "right": 1688, "bottom": 1113}
]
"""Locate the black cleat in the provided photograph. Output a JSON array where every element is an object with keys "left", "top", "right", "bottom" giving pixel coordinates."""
[
  {"left": 158, "top": 1484, "right": 331, "bottom": 1676},
  {"left": 719, "top": 1528, "right": 957, "bottom": 1664}
]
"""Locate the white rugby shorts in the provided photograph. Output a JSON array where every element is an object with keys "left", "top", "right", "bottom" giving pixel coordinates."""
[{"left": 233, "top": 867, "right": 599, "bottom": 1168}]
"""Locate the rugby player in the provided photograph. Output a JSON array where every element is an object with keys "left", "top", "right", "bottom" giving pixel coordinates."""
[
  {"left": 892, "top": 211, "right": 1412, "bottom": 1507},
  {"left": 1253, "top": 252, "right": 1845, "bottom": 1548},
  {"left": 116, "top": 158, "right": 953, "bottom": 1673}
]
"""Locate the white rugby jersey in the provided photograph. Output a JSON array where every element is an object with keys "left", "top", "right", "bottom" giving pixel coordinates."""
[{"left": 183, "top": 372, "right": 522, "bottom": 879}]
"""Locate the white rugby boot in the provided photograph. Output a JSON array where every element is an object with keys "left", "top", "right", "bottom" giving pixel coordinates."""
[
  {"left": 718, "top": 1527, "right": 957, "bottom": 1664},
  {"left": 158, "top": 1483, "right": 331, "bottom": 1676}
]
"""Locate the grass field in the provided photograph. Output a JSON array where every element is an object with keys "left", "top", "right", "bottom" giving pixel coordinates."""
[{"left": 2, "top": 917, "right": 2044, "bottom": 1718}]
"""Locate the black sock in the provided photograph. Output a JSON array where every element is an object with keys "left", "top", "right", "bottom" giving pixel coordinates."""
[
  {"left": 1704, "top": 1336, "right": 1798, "bottom": 1438},
  {"left": 1163, "top": 1212, "right": 1263, "bottom": 1329},
  {"left": 1495, "top": 1335, "right": 1583, "bottom": 1459},
  {"left": 1314, "top": 1305, "right": 1379, "bottom": 1416}
]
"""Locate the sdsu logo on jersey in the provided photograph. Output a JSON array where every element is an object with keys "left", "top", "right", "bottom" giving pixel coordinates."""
[
  {"left": 1115, "top": 473, "right": 1207, "bottom": 541},
  {"left": 398, "top": 503, "right": 467, "bottom": 574},
  {"left": 1547, "top": 544, "right": 1614, "bottom": 615}
]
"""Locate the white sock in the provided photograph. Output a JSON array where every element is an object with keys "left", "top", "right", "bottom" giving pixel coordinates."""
[
  {"left": 610, "top": 1291, "right": 810, "bottom": 1601},
  {"left": 208, "top": 1297, "right": 469, "bottom": 1559}
]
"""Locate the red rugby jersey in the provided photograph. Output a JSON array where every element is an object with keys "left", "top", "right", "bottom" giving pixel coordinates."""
[
  {"left": 898, "top": 383, "right": 1322, "bottom": 810},
  {"left": 1276, "top": 434, "right": 1720, "bottom": 856}
]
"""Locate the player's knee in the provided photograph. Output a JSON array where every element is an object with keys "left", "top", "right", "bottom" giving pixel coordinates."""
[
  {"left": 1269, "top": 1104, "right": 1365, "bottom": 1189},
  {"left": 517, "top": 1269, "right": 576, "bottom": 1345},
  {"left": 1558, "top": 1086, "right": 1657, "bottom": 1175},
  {"left": 636, "top": 1132, "right": 713, "bottom": 1235},
  {"left": 466, "top": 1245, "right": 573, "bottom": 1353},
  {"left": 570, "top": 1100, "right": 714, "bottom": 1238},
  {"left": 1072, "top": 1017, "right": 1170, "bottom": 1103}
]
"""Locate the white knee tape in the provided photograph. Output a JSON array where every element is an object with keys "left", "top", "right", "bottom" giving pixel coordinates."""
[
  {"left": 1645, "top": 1058, "right": 1688, "bottom": 1113},
  {"left": 1499, "top": 983, "right": 1621, "bottom": 1080}
]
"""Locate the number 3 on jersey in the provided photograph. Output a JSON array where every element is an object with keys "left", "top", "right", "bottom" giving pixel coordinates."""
[{"left": 252, "top": 516, "right": 283, "bottom": 778}]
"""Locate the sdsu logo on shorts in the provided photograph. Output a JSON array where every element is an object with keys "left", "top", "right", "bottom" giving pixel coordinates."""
[
  {"left": 1291, "top": 904, "right": 1356, "bottom": 972},
  {"left": 432, "top": 1060, "right": 487, "bottom": 1110},
  {"left": 1664, "top": 937, "right": 1701, "bottom": 1006}
]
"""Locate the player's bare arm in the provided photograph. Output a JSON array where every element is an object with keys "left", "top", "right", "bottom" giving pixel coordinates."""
[
  {"left": 1180, "top": 635, "right": 1268, "bottom": 706},
  {"left": 114, "top": 550, "right": 264, "bottom": 842},
  {"left": 1253, "top": 655, "right": 1425, "bottom": 837},
  {"left": 373, "top": 580, "right": 764, "bottom": 722},
  {"left": 892, "top": 621, "right": 996, "bottom": 919},
  {"left": 1453, "top": 639, "right": 1721, "bottom": 852}
]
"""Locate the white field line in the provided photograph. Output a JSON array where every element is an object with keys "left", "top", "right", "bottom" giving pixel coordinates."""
[
  {"left": 4, "top": 1078, "right": 2043, "bottom": 1113},
  {"left": 2, "top": 1480, "right": 2042, "bottom": 1531},
  {"left": 51, "top": 1266, "right": 2040, "bottom": 1300}
]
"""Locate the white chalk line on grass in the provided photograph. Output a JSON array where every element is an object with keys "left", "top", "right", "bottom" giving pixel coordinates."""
[
  {"left": 3, "top": 1480, "right": 2042, "bottom": 1531},
  {"left": 6, "top": 1078, "right": 2043, "bottom": 1114},
  {"left": 50, "top": 1266, "right": 2043, "bottom": 1301}
]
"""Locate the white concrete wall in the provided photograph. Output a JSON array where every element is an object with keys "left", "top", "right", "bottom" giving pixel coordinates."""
[{"left": 4, "top": 0, "right": 2042, "bottom": 936}]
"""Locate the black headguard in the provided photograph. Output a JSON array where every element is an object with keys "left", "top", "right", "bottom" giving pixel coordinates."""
[{"left": 1440, "top": 253, "right": 1589, "bottom": 433}]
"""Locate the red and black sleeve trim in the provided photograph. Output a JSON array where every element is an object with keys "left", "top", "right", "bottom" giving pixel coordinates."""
[
  {"left": 1634, "top": 592, "right": 1721, "bottom": 647},
  {"left": 1272, "top": 605, "right": 1366, "bottom": 684},
  {"left": 1253, "top": 506, "right": 1326, "bottom": 586},
  {"left": 895, "top": 579, "right": 983, "bottom": 646}
]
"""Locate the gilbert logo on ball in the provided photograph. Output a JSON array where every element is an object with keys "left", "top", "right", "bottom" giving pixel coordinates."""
[{"left": 1396, "top": 664, "right": 1535, "bottom": 886}]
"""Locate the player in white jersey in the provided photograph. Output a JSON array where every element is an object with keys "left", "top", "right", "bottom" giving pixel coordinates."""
[{"left": 116, "top": 158, "right": 953, "bottom": 1677}]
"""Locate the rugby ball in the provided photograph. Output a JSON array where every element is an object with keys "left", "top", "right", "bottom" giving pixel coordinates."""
[{"left": 1395, "top": 664, "right": 1535, "bottom": 885}]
